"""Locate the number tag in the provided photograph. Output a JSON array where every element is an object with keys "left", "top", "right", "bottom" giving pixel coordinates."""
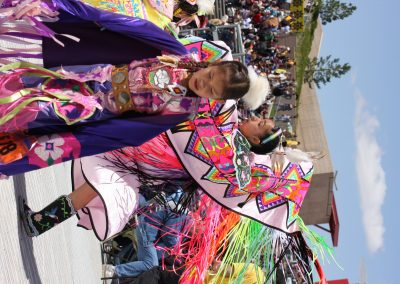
[{"left": 0, "top": 133, "right": 29, "bottom": 164}]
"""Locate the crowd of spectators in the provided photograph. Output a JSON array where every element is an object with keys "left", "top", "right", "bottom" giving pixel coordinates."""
[{"left": 210, "top": 0, "right": 300, "bottom": 140}]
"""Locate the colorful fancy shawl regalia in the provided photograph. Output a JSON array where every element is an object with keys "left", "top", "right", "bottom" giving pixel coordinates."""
[
  {"left": 164, "top": 99, "right": 330, "bottom": 284},
  {"left": 167, "top": 99, "right": 313, "bottom": 234},
  {"left": 81, "top": 0, "right": 174, "bottom": 30}
]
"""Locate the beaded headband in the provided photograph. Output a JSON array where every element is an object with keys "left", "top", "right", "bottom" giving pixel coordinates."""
[{"left": 261, "top": 127, "right": 282, "bottom": 145}]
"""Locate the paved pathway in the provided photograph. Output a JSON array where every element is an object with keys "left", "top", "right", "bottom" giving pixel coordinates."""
[
  {"left": 0, "top": 163, "right": 102, "bottom": 284},
  {"left": 296, "top": 18, "right": 324, "bottom": 144}
]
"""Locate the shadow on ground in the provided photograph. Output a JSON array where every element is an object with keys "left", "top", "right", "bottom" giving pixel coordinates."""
[{"left": 13, "top": 174, "right": 42, "bottom": 284}]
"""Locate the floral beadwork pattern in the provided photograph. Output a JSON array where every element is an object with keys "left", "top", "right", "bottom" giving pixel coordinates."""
[
  {"left": 34, "top": 134, "right": 64, "bottom": 162},
  {"left": 150, "top": 68, "right": 171, "bottom": 88},
  {"left": 33, "top": 213, "right": 43, "bottom": 222},
  {"left": 28, "top": 133, "right": 81, "bottom": 168}
]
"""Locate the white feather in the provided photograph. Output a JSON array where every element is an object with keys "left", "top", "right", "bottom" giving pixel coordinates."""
[
  {"left": 284, "top": 148, "right": 326, "bottom": 163},
  {"left": 242, "top": 66, "right": 270, "bottom": 110},
  {"left": 197, "top": 0, "right": 215, "bottom": 15},
  {"left": 285, "top": 148, "right": 312, "bottom": 163}
]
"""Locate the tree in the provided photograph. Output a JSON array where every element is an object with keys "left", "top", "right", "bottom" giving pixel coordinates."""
[
  {"left": 320, "top": 0, "right": 357, "bottom": 25},
  {"left": 304, "top": 55, "right": 351, "bottom": 88}
]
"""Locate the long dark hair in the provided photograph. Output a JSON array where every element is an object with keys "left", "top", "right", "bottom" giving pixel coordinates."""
[
  {"left": 250, "top": 127, "right": 282, "bottom": 154},
  {"left": 214, "top": 61, "right": 250, "bottom": 100}
]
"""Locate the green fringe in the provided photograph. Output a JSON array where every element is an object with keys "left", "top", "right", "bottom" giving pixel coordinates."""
[
  {"left": 211, "top": 216, "right": 342, "bottom": 283},
  {"left": 214, "top": 218, "right": 273, "bottom": 284},
  {"left": 297, "top": 217, "right": 343, "bottom": 270}
]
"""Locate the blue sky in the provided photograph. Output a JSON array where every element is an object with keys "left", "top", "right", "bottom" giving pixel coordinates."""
[{"left": 315, "top": 0, "right": 400, "bottom": 283}]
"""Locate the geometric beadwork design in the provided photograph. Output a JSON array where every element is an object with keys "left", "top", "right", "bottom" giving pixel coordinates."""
[{"left": 167, "top": 98, "right": 314, "bottom": 232}]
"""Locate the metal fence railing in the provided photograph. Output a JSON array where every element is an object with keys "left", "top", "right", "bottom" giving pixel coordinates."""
[
  {"left": 213, "top": 0, "right": 226, "bottom": 20},
  {"left": 179, "top": 24, "right": 246, "bottom": 63}
]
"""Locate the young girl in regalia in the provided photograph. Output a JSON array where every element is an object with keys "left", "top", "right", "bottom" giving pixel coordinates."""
[
  {"left": 2, "top": 0, "right": 253, "bottom": 174},
  {"left": 0, "top": 56, "right": 254, "bottom": 173}
]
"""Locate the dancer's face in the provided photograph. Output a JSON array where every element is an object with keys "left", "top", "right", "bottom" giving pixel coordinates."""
[
  {"left": 188, "top": 66, "right": 229, "bottom": 99},
  {"left": 239, "top": 116, "right": 275, "bottom": 145}
]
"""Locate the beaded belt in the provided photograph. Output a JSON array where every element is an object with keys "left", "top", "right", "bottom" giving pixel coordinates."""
[{"left": 111, "top": 65, "right": 133, "bottom": 113}]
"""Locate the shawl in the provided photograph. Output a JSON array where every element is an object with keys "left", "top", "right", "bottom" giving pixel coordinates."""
[{"left": 167, "top": 99, "right": 314, "bottom": 234}]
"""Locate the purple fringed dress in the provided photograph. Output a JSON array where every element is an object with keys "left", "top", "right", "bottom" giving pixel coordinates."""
[
  {"left": 0, "top": 56, "right": 200, "bottom": 176},
  {"left": 0, "top": 0, "right": 201, "bottom": 177}
]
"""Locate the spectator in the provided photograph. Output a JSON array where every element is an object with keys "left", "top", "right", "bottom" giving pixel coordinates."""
[
  {"left": 103, "top": 192, "right": 187, "bottom": 280},
  {"left": 283, "top": 140, "right": 301, "bottom": 147},
  {"left": 221, "top": 0, "right": 298, "bottom": 126},
  {"left": 204, "top": 260, "right": 265, "bottom": 284},
  {"left": 275, "top": 114, "right": 296, "bottom": 122},
  {"left": 277, "top": 103, "right": 295, "bottom": 111}
]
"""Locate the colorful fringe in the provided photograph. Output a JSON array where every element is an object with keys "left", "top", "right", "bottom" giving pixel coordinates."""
[
  {"left": 0, "top": 62, "right": 96, "bottom": 133},
  {"left": 162, "top": 195, "right": 336, "bottom": 284},
  {"left": 0, "top": 0, "right": 79, "bottom": 65},
  {"left": 176, "top": 195, "right": 227, "bottom": 284},
  {"left": 112, "top": 133, "right": 185, "bottom": 174}
]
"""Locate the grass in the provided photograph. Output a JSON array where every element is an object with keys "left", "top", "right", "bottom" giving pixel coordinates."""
[
  {"left": 268, "top": 104, "right": 277, "bottom": 118},
  {"left": 294, "top": 1, "right": 322, "bottom": 96}
]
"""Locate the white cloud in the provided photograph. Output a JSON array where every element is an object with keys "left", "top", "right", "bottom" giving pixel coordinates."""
[{"left": 354, "top": 90, "right": 386, "bottom": 253}]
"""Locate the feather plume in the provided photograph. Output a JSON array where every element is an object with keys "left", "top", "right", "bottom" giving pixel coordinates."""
[
  {"left": 197, "top": 0, "right": 215, "bottom": 15},
  {"left": 285, "top": 148, "right": 326, "bottom": 163},
  {"left": 242, "top": 66, "right": 270, "bottom": 110},
  {"left": 285, "top": 148, "right": 312, "bottom": 163}
]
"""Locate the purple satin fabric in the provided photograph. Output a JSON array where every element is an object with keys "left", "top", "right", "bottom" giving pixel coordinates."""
[
  {"left": 42, "top": 21, "right": 161, "bottom": 67},
  {"left": 0, "top": 53, "right": 43, "bottom": 58},
  {"left": 52, "top": 0, "right": 188, "bottom": 55},
  {"left": 0, "top": 113, "right": 190, "bottom": 177}
]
